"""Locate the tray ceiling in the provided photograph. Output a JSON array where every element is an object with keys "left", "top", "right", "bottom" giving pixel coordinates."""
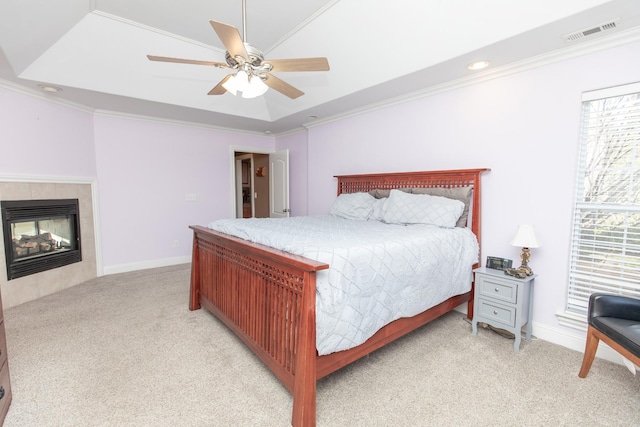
[{"left": 1, "top": 0, "right": 639, "bottom": 134}]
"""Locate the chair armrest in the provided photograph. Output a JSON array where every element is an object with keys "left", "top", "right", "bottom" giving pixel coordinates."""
[{"left": 589, "top": 293, "right": 640, "bottom": 322}]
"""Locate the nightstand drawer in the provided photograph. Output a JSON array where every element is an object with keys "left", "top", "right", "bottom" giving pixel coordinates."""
[
  {"left": 477, "top": 275, "right": 518, "bottom": 304},
  {"left": 477, "top": 298, "right": 516, "bottom": 328}
]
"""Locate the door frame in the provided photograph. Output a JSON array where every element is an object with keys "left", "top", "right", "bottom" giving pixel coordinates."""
[{"left": 229, "top": 146, "right": 276, "bottom": 218}]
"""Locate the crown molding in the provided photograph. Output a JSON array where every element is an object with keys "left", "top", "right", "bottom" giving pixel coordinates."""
[
  {"left": 92, "top": 109, "right": 274, "bottom": 138},
  {"left": 0, "top": 78, "right": 95, "bottom": 114},
  {"left": 305, "top": 26, "right": 640, "bottom": 130}
]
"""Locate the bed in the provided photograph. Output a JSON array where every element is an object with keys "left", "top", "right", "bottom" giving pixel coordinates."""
[{"left": 189, "top": 168, "right": 489, "bottom": 426}]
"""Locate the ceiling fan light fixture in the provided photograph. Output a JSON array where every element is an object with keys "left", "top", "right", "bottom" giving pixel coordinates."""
[
  {"left": 222, "top": 75, "right": 238, "bottom": 96},
  {"left": 223, "top": 70, "right": 269, "bottom": 98},
  {"left": 147, "top": 1, "right": 328, "bottom": 99},
  {"left": 241, "top": 75, "right": 268, "bottom": 99},
  {"left": 222, "top": 70, "right": 250, "bottom": 96}
]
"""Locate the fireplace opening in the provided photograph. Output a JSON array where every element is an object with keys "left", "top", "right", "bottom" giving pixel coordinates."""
[{"left": 1, "top": 199, "right": 82, "bottom": 280}]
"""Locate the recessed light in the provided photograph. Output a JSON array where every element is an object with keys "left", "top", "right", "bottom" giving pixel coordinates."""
[
  {"left": 264, "top": 130, "right": 272, "bottom": 134},
  {"left": 467, "top": 60, "right": 491, "bottom": 71},
  {"left": 38, "top": 84, "right": 62, "bottom": 93}
]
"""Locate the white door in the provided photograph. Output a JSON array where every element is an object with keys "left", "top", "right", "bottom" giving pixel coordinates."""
[
  {"left": 269, "top": 150, "right": 289, "bottom": 218},
  {"left": 235, "top": 158, "right": 243, "bottom": 218}
]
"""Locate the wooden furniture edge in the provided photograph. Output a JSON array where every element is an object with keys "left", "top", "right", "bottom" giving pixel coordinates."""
[{"left": 579, "top": 325, "right": 640, "bottom": 378}]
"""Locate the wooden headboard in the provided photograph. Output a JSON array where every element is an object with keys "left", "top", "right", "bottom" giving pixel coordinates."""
[{"left": 335, "top": 168, "right": 490, "bottom": 261}]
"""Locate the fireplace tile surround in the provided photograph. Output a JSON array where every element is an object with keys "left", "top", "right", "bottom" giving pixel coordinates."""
[{"left": 0, "top": 180, "right": 97, "bottom": 309}]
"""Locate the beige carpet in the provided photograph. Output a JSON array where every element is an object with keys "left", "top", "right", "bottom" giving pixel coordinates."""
[{"left": 2, "top": 264, "right": 639, "bottom": 426}]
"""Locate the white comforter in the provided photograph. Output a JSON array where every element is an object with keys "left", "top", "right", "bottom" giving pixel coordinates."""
[{"left": 208, "top": 215, "right": 479, "bottom": 355}]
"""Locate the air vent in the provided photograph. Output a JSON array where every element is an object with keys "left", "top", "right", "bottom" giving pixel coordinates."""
[{"left": 563, "top": 18, "right": 620, "bottom": 42}]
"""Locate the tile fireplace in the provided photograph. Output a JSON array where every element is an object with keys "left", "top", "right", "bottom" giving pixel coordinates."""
[
  {"left": 0, "top": 180, "right": 97, "bottom": 309},
  {"left": 1, "top": 199, "right": 82, "bottom": 280}
]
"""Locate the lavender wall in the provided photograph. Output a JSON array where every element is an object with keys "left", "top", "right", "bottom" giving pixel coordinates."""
[
  {"left": 93, "top": 115, "right": 274, "bottom": 270},
  {"left": 0, "top": 88, "right": 96, "bottom": 177},
  {"left": 302, "top": 39, "right": 640, "bottom": 343}
]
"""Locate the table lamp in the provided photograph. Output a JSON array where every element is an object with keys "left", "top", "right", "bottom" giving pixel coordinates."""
[{"left": 509, "top": 224, "right": 540, "bottom": 276}]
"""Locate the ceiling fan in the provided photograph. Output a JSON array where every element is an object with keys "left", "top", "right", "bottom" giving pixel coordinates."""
[{"left": 147, "top": 0, "right": 329, "bottom": 99}]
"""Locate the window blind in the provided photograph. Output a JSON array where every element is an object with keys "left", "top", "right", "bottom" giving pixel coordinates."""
[{"left": 567, "top": 84, "right": 640, "bottom": 314}]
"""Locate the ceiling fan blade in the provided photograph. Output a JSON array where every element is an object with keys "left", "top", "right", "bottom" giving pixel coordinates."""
[
  {"left": 209, "top": 20, "right": 248, "bottom": 60},
  {"left": 147, "top": 55, "right": 227, "bottom": 68},
  {"left": 263, "top": 74, "right": 304, "bottom": 99},
  {"left": 267, "top": 57, "right": 330, "bottom": 73},
  {"left": 208, "top": 75, "right": 233, "bottom": 95}
]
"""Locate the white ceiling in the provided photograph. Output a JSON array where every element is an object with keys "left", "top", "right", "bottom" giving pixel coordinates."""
[{"left": 1, "top": 0, "right": 639, "bottom": 134}]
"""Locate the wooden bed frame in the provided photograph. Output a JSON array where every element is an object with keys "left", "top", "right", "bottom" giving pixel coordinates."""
[{"left": 189, "top": 168, "right": 489, "bottom": 426}]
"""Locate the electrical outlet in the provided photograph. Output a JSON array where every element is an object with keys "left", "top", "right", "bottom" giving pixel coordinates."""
[{"left": 185, "top": 193, "right": 197, "bottom": 201}]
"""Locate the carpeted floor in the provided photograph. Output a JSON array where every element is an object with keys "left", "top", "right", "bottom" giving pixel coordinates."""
[{"left": 2, "top": 264, "right": 639, "bottom": 426}]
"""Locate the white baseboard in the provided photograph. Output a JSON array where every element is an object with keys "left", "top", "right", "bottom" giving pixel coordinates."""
[
  {"left": 531, "top": 321, "right": 626, "bottom": 367},
  {"left": 103, "top": 255, "right": 191, "bottom": 276}
]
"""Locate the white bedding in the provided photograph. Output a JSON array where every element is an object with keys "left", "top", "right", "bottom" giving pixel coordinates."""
[{"left": 208, "top": 215, "right": 479, "bottom": 355}]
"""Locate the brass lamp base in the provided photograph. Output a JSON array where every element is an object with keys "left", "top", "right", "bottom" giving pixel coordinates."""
[
  {"left": 505, "top": 246, "right": 535, "bottom": 278},
  {"left": 505, "top": 266, "right": 533, "bottom": 279}
]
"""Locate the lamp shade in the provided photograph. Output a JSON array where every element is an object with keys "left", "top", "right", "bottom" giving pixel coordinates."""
[
  {"left": 510, "top": 224, "right": 540, "bottom": 248},
  {"left": 241, "top": 75, "right": 268, "bottom": 98},
  {"left": 222, "top": 74, "right": 239, "bottom": 96},
  {"left": 222, "top": 71, "right": 269, "bottom": 98}
]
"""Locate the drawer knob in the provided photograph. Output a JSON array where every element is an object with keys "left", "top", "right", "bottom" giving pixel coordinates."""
[
  {"left": 0, "top": 386, "right": 4, "bottom": 400},
  {"left": 493, "top": 310, "right": 498, "bottom": 315},
  {"left": 494, "top": 288, "right": 499, "bottom": 292}
]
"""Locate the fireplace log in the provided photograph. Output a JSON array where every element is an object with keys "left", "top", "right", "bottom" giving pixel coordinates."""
[
  {"left": 19, "top": 239, "right": 38, "bottom": 249},
  {"left": 13, "top": 234, "right": 57, "bottom": 258}
]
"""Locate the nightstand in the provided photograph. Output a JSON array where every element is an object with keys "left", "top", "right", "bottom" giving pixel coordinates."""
[{"left": 472, "top": 267, "right": 536, "bottom": 351}]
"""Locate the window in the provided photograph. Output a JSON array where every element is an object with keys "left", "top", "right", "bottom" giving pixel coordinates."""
[{"left": 567, "top": 82, "right": 640, "bottom": 315}]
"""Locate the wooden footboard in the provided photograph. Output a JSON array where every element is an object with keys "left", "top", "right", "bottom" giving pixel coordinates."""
[
  {"left": 189, "top": 225, "right": 328, "bottom": 425},
  {"left": 190, "top": 168, "right": 489, "bottom": 426}
]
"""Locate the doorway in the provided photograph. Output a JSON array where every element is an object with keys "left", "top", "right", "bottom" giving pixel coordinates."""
[
  {"left": 235, "top": 152, "right": 269, "bottom": 218},
  {"left": 232, "top": 149, "right": 290, "bottom": 219}
]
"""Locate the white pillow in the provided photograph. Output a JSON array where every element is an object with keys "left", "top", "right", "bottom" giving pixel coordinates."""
[
  {"left": 382, "top": 189, "right": 464, "bottom": 227},
  {"left": 330, "top": 192, "right": 376, "bottom": 220}
]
